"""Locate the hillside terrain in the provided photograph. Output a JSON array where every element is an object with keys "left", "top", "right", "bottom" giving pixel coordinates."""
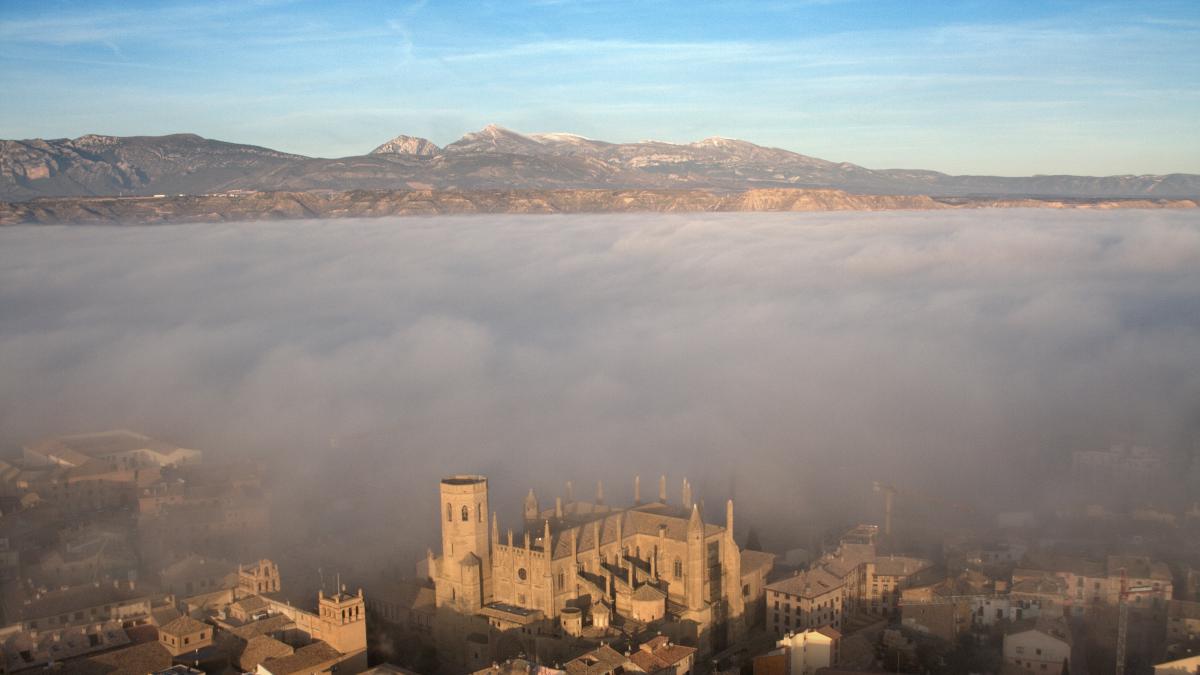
[
  {"left": 2, "top": 125, "right": 1198, "bottom": 202},
  {"left": 3, "top": 188, "right": 1194, "bottom": 226}
]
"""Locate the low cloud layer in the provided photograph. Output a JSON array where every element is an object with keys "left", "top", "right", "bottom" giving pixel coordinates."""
[{"left": 2, "top": 210, "right": 1199, "bottom": 568}]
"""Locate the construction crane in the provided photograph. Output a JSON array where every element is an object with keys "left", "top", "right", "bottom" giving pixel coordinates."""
[
  {"left": 1116, "top": 567, "right": 1158, "bottom": 675},
  {"left": 873, "top": 480, "right": 975, "bottom": 538}
]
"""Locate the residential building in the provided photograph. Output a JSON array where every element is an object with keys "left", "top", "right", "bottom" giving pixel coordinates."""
[
  {"left": 1168, "top": 600, "right": 1200, "bottom": 644},
  {"left": 1154, "top": 654, "right": 1200, "bottom": 675},
  {"left": 756, "top": 627, "right": 840, "bottom": 675},
  {"left": 1003, "top": 616, "right": 1072, "bottom": 673}
]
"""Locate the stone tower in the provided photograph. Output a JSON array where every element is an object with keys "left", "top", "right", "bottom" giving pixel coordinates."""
[
  {"left": 436, "top": 475, "right": 492, "bottom": 612},
  {"left": 524, "top": 488, "right": 539, "bottom": 526},
  {"left": 317, "top": 587, "right": 367, "bottom": 656}
]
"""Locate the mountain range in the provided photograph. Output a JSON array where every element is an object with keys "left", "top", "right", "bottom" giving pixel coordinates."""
[{"left": 2, "top": 124, "right": 1198, "bottom": 202}]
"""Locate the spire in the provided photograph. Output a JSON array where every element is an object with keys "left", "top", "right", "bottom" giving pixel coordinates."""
[
  {"left": 634, "top": 474, "right": 641, "bottom": 505},
  {"left": 571, "top": 528, "right": 578, "bottom": 566},
  {"left": 682, "top": 478, "right": 692, "bottom": 510},
  {"left": 543, "top": 519, "right": 552, "bottom": 553},
  {"left": 596, "top": 480, "right": 605, "bottom": 505},
  {"left": 592, "top": 520, "right": 602, "bottom": 568},
  {"left": 524, "top": 489, "right": 539, "bottom": 522},
  {"left": 507, "top": 529, "right": 514, "bottom": 547},
  {"left": 726, "top": 499, "right": 734, "bottom": 536},
  {"left": 491, "top": 512, "right": 499, "bottom": 546},
  {"left": 659, "top": 474, "right": 667, "bottom": 503},
  {"left": 566, "top": 480, "right": 574, "bottom": 503},
  {"left": 555, "top": 496, "right": 563, "bottom": 519},
  {"left": 686, "top": 503, "right": 705, "bottom": 611},
  {"left": 627, "top": 560, "right": 634, "bottom": 587},
  {"left": 688, "top": 502, "right": 704, "bottom": 533}
]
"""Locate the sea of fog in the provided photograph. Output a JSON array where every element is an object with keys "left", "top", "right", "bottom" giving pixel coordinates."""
[{"left": 2, "top": 210, "right": 1199, "bottom": 571}]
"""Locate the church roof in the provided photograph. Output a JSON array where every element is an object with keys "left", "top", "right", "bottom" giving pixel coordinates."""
[
  {"left": 548, "top": 508, "right": 723, "bottom": 560},
  {"left": 632, "top": 584, "right": 667, "bottom": 601}
]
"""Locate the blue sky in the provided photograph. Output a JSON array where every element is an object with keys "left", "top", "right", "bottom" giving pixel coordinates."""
[{"left": 1, "top": 0, "right": 1197, "bottom": 175}]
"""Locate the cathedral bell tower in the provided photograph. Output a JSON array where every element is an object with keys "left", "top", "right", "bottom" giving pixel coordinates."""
[{"left": 436, "top": 475, "right": 492, "bottom": 611}]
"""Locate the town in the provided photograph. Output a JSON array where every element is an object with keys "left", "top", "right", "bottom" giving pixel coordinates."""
[{"left": 0, "top": 431, "right": 1198, "bottom": 674}]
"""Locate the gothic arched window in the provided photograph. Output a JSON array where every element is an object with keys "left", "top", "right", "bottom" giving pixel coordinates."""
[
  {"left": 461, "top": 505, "right": 470, "bottom": 521},
  {"left": 673, "top": 558, "right": 683, "bottom": 579},
  {"left": 557, "top": 572, "right": 564, "bottom": 590},
  {"left": 447, "top": 503, "right": 452, "bottom": 522}
]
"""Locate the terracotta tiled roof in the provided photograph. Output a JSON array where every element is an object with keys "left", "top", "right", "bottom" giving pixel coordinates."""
[
  {"left": 231, "top": 613, "right": 294, "bottom": 639},
  {"left": 259, "top": 641, "right": 343, "bottom": 674},
  {"left": 159, "top": 615, "right": 208, "bottom": 637},
  {"left": 237, "top": 634, "right": 294, "bottom": 671},
  {"left": 628, "top": 635, "right": 696, "bottom": 671},
  {"left": 767, "top": 566, "right": 845, "bottom": 599},
  {"left": 564, "top": 645, "right": 629, "bottom": 675}
]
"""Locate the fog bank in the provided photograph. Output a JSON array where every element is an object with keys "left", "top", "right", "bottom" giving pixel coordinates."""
[{"left": 2, "top": 210, "right": 1198, "bottom": 569}]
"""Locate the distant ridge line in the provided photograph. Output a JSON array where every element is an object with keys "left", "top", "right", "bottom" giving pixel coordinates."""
[
  {"left": 2, "top": 188, "right": 1195, "bottom": 226},
  {"left": 1, "top": 126, "right": 1198, "bottom": 202}
]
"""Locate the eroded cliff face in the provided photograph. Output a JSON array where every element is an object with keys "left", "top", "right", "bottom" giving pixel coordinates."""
[{"left": 1, "top": 189, "right": 1195, "bottom": 225}]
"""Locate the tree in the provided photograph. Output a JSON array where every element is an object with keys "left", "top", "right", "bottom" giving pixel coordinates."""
[{"left": 744, "top": 527, "right": 763, "bottom": 551}]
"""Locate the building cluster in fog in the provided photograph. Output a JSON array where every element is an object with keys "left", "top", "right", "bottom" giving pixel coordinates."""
[
  {"left": 425, "top": 474, "right": 770, "bottom": 671},
  {"left": 0, "top": 431, "right": 364, "bottom": 674},
  {"left": 0, "top": 429, "right": 1198, "bottom": 674}
]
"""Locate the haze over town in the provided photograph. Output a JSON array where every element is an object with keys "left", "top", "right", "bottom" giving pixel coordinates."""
[{"left": 1, "top": 1, "right": 1200, "bottom": 674}]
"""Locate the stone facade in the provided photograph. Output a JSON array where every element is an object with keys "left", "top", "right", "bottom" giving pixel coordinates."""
[{"left": 429, "top": 474, "right": 766, "bottom": 669}]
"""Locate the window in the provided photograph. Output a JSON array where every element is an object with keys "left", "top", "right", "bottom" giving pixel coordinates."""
[
  {"left": 447, "top": 504, "right": 452, "bottom": 522},
  {"left": 461, "top": 505, "right": 470, "bottom": 521},
  {"left": 557, "top": 572, "right": 564, "bottom": 590},
  {"left": 477, "top": 503, "right": 482, "bottom": 522},
  {"left": 674, "top": 558, "right": 682, "bottom": 579},
  {"left": 518, "top": 568, "right": 527, "bottom": 581}
]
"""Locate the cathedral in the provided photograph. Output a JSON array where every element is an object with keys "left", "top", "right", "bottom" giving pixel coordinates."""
[{"left": 427, "top": 474, "right": 773, "bottom": 669}]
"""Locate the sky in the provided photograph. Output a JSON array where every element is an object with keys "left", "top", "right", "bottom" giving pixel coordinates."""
[
  {"left": 0, "top": 0, "right": 1198, "bottom": 175},
  {"left": 2, "top": 211, "right": 1200, "bottom": 567}
]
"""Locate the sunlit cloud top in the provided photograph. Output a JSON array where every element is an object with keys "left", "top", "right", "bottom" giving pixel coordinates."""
[{"left": 1, "top": 0, "right": 1198, "bottom": 175}]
